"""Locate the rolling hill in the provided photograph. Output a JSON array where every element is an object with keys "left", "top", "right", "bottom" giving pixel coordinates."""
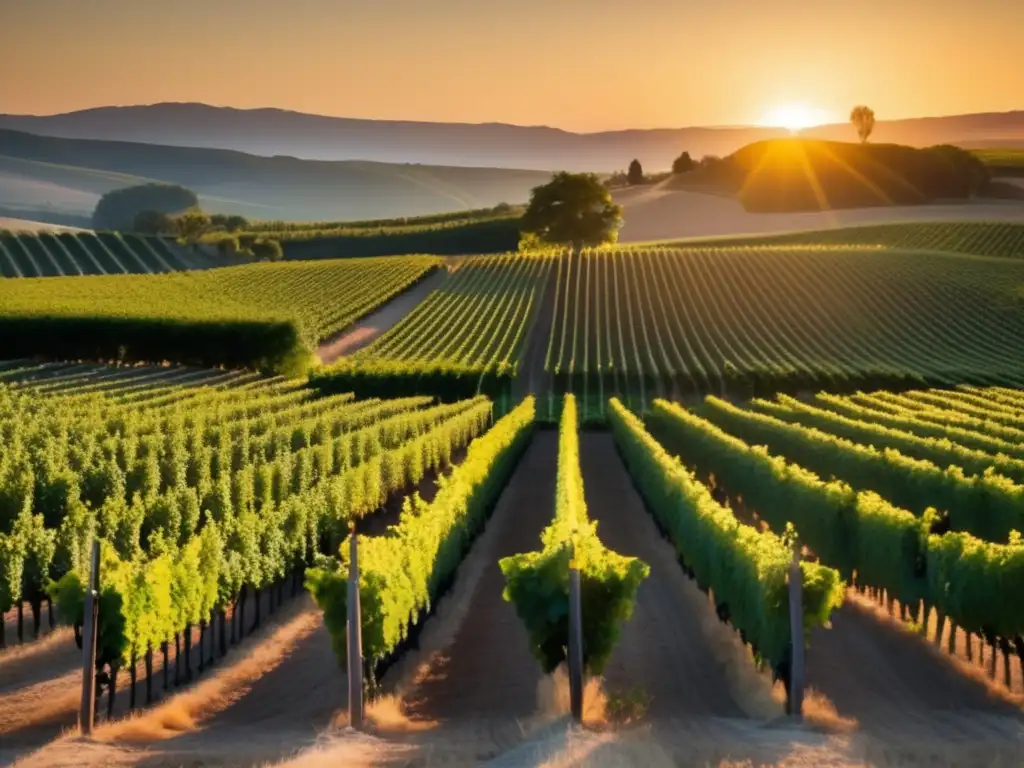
[
  {"left": 1, "top": 102, "right": 1023, "bottom": 173},
  {"left": 0, "top": 129, "right": 552, "bottom": 223}
]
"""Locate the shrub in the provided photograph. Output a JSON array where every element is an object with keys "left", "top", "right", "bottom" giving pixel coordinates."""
[
  {"left": 500, "top": 395, "right": 648, "bottom": 674},
  {"left": 251, "top": 239, "right": 284, "bottom": 261},
  {"left": 672, "top": 151, "right": 696, "bottom": 174}
]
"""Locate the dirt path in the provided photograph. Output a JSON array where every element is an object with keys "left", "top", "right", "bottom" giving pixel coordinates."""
[
  {"left": 513, "top": 265, "right": 556, "bottom": 403},
  {"left": 805, "top": 601, "right": 1024, "bottom": 743},
  {"left": 400, "top": 432, "right": 557, "bottom": 722},
  {"left": 316, "top": 268, "right": 450, "bottom": 364},
  {"left": 579, "top": 432, "right": 763, "bottom": 719}
]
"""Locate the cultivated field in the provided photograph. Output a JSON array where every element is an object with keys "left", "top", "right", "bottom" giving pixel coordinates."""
[
  {"left": 0, "top": 256, "right": 440, "bottom": 373},
  {"left": 546, "top": 244, "right": 1024, "bottom": 411},
  {"left": 0, "top": 230, "right": 213, "bottom": 276},
  {"left": 313, "top": 254, "right": 553, "bottom": 402},
  {"left": 3, "top": 220, "right": 1024, "bottom": 768}
]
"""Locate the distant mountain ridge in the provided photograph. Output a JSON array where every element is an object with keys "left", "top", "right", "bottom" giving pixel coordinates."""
[
  {"left": 1, "top": 102, "right": 1023, "bottom": 172},
  {"left": 0, "top": 128, "right": 552, "bottom": 222}
]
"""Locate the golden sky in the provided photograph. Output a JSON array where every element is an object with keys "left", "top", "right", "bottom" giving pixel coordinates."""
[{"left": 3, "top": 0, "right": 1023, "bottom": 131}]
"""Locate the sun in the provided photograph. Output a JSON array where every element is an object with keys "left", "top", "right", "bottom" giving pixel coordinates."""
[{"left": 758, "top": 103, "right": 832, "bottom": 133}]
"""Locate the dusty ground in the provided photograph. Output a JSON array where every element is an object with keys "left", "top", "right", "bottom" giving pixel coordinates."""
[
  {"left": 316, "top": 268, "right": 451, "bottom": 364},
  {"left": 613, "top": 183, "right": 1024, "bottom": 244},
  {"left": 399, "top": 432, "right": 556, "bottom": 725}
]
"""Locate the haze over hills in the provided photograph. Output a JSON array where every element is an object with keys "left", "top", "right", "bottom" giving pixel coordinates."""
[
  {"left": 0, "top": 128, "right": 551, "bottom": 223},
  {"left": 1, "top": 103, "right": 1023, "bottom": 173}
]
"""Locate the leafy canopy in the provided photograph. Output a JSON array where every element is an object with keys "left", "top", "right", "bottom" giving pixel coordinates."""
[{"left": 520, "top": 172, "right": 623, "bottom": 252}]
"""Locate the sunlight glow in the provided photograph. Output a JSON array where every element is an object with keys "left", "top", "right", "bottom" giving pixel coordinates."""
[{"left": 758, "top": 104, "right": 833, "bottom": 132}]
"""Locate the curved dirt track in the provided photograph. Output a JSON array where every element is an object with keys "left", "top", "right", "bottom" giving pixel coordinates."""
[
  {"left": 806, "top": 601, "right": 1024, "bottom": 743},
  {"left": 578, "top": 432, "right": 758, "bottom": 719},
  {"left": 401, "top": 431, "right": 556, "bottom": 721},
  {"left": 316, "top": 268, "right": 450, "bottom": 363}
]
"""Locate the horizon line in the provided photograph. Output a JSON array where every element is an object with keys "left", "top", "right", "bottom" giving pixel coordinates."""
[{"left": 1, "top": 100, "right": 1022, "bottom": 136}]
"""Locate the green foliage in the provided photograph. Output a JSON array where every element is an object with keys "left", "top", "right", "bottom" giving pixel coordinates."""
[
  {"left": 500, "top": 396, "right": 649, "bottom": 675},
  {"left": 175, "top": 210, "right": 212, "bottom": 246},
  {"left": 664, "top": 221, "right": 1024, "bottom": 259},
  {"left": 651, "top": 398, "right": 926, "bottom": 604},
  {"left": 308, "top": 397, "right": 535, "bottom": 671},
  {"left": 544, "top": 245, "right": 1024, "bottom": 403},
  {"left": 521, "top": 172, "right": 623, "bottom": 253},
  {"left": 215, "top": 235, "right": 241, "bottom": 257},
  {"left": 133, "top": 210, "right": 179, "bottom": 237},
  {"left": 312, "top": 254, "right": 552, "bottom": 401},
  {"left": 700, "top": 395, "right": 1024, "bottom": 545},
  {"left": 607, "top": 398, "right": 844, "bottom": 670},
  {"left": 754, "top": 395, "right": 1024, "bottom": 484},
  {"left": 251, "top": 238, "right": 284, "bottom": 262},
  {"left": 5, "top": 371, "right": 496, "bottom": 670},
  {"left": 93, "top": 183, "right": 198, "bottom": 231},
  {"left": 925, "top": 531, "right": 1024, "bottom": 638},
  {"left": 0, "top": 257, "right": 439, "bottom": 374}
]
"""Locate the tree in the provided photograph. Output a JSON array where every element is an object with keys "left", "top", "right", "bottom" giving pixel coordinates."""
[
  {"left": 133, "top": 210, "right": 179, "bottom": 237},
  {"left": 251, "top": 239, "right": 284, "bottom": 261},
  {"left": 225, "top": 215, "right": 249, "bottom": 232},
  {"left": 175, "top": 210, "right": 211, "bottom": 248},
  {"left": 850, "top": 105, "right": 876, "bottom": 143},
  {"left": 216, "top": 235, "right": 240, "bottom": 257},
  {"left": 672, "top": 151, "right": 696, "bottom": 175},
  {"left": 93, "top": 184, "right": 198, "bottom": 231},
  {"left": 627, "top": 159, "right": 644, "bottom": 185},
  {"left": 520, "top": 172, "right": 623, "bottom": 257}
]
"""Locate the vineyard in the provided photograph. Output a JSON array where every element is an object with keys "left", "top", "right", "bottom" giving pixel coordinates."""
[
  {"left": 312, "top": 254, "right": 553, "bottom": 401},
  {"left": 0, "top": 231, "right": 219, "bottom": 277},
  {"left": 0, "top": 362, "right": 497, "bottom": 713},
  {"left": 646, "top": 385, "right": 1024, "bottom": 689},
  {"left": 0, "top": 256, "right": 439, "bottom": 374},
  {"left": 669, "top": 221, "right": 1024, "bottom": 259},
  {"left": 546, "top": 245, "right": 1024, "bottom": 410},
  {"left": 6, "top": 220, "right": 1024, "bottom": 766}
]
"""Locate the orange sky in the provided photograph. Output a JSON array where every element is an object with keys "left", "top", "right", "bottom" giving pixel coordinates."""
[{"left": 3, "top": 0, "right": 1023, "bottom": 131}]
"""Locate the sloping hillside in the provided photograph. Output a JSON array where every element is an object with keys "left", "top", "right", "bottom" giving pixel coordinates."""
[
  {"left": 0, "top": 129, "right": 552, "bottom": 223},
  {"left": 1, "top": 102, "right": 1023, "bottom": 171}
]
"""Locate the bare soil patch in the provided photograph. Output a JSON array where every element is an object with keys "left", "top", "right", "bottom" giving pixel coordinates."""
[
  {"left": 579, "top": 432, "right": 774, "bottom": 720},
  {"left": 316, "top": 268, "right": 450, "bottom": 364},
  {"left": 398, "top": 431, "right": 556, "bottom": 723},
  {"left": 805, "top": 599, "right": 1024, "bottom": 744}
]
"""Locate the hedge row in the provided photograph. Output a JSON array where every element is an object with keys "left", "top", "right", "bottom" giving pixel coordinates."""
[
  {"left": 500, "top": 395, "right": 649, "bottom": 674},
  {"left": 306, "top": 396, "right": 535, "bottom": 676},
  {"left": 651, "top": 399, "right": 1024, "bottom": 642},
  {"left": 608, "top": 398, "right": 843, "bottom": 672},
  {"left": 700, "top": 396, "right": 1024, "bottom": 544}
]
